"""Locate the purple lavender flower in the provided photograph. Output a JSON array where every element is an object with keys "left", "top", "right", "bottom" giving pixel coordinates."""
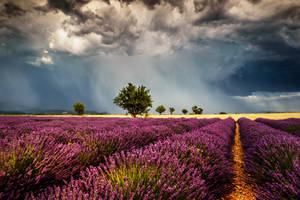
[
  {"left": 0, "top": 116, "right": 220, "bottom": 199},
  {"left": 256, "top": 118, "right": 300, "bottom": 137},
  {"left": 238, "top": 118, "right": 300, "bottom": 200}
]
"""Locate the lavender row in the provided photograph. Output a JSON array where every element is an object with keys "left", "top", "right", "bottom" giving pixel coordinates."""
[
  {"left": 255, "top": 117, "right": 300, "bottom": 137},
  {"left": 28, "top": 118, "right": 235, "bottom": 200},
  {"left": 238, "top": 118, "right": 300, "bottom": 200},
  {"left": 0, "top": 117, "right": 218, "bottom": 146},
  {"left": 0, "top": 117, "right": 220, "bottom": 199},
  {"left": 170, "top": 117, "right": 236, "bottom": 197}
]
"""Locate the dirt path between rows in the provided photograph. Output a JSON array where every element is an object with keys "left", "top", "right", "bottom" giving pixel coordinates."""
[{"left": 223, "top": 123, "right": 255, "bottom": 200}]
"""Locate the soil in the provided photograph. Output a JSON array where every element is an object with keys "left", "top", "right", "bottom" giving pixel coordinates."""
[{"left": 222, "top": 123, "right": 256, "bottom": 200}]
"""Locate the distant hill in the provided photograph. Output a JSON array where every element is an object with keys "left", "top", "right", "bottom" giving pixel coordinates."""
[
  {"left": 0, "top": 102, "right": 34, "bottom": 111},
  {"left": 0, "top": 110, "right": 27, "bottom": 115},
  {"left": 0, "top": 109, "right": 108, "bottom": 115},
  {"left": 0, "top": 102, "right": 108, "bottom": 115}
]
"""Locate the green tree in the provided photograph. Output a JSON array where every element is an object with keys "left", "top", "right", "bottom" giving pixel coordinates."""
[
  {"left": 182, "top": 109, "right": 188, "bottom": 115},
  {"left": 113, "top": 83, "right": 153, "bottom": 118},
  {"left": 192, "top": 105, "right": 203, "bottom": 114},
  {"left": 169, "top": 107, "right": 175, "bottom": 115},
  {"left": 156, "top": 105, "right": 166, "bottom": 115},
  {"left": 73, "top": 102, "right": 85, "bottom": 115},
  {"left": 219, "top": 112, "right": 227, "bottom": 114}
]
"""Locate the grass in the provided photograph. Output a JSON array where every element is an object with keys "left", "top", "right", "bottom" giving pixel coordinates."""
[{"left": 104, "top": 163, "right": 162, "bottom": 193}]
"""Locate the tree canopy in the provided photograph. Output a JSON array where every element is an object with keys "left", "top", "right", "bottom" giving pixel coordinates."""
[
  {"left": 169, "top": 107, "right": 175, "bottom": 114},
  {"left": 73, "top": 102, "right": 85, "bottom": 115},
  {"left": 192, "top": 105, "right": 203, "bottom": 114},
  {"left": 182, "top": 109, "right": 188, "bottom": 115},
  {"left": 156, "top": 105, "right": 166, "bottom": 114},
  {"left": 113, "top": 83, "right": 153, "bottom": 117}
]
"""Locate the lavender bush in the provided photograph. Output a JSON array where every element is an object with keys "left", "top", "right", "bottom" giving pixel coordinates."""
[
  {"left": 0, "top": 117, "right": 220, "bottom": 199},
  {"left": 171, "top": 118, "right": 236, "bottom": 197},
  {"left": 29, "top": 118, "right": 235, "bottom": 200},
  {"left": 31, "top": 141, "right": 212, "bottom": 200},
  {"left": 238, "top": 118, "right": 300, "bottom": 200},
  {"left": 255, "top": 118, "right": 300, "bottom": 137}
]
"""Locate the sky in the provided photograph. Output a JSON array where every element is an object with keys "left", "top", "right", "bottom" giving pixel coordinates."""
[{"left": 0, "top": 0, "right": 300, "bottom": 114}]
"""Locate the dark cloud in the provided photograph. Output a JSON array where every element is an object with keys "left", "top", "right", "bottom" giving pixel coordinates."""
[
  {"left": 232, "top": 5, "right": 300, "bottom": 58},
  {"left": 2, "top": 2, "right": 26, "bottom": 17},
  {"left": 236, "top": 24, "right": 291, "bottom": 54},
  {"left": 119, "top": 0, "right": 226, "bottom": 14},
  {"left": 120, "top": 0, "right": 228, "bottom": 12},
  {"left": 193, "top": 0, "right": 229, "bottom": 23},
  {"left": 270, "top": 5, "right": 300, "bottom": 30},
  {"left": 247, "top": 0, "right": 262, "bottom": 4},
  {"left": 1, "top": 0, "right": 299, "bottom": 57},
  {"left": 47, "top": 0, "right": 91, "bottom": 13},
  {"left": 282, "top": 5, "right": 300, "bottom": 22},
  {"left": 0, "top": 25, "right": 34, "bottom": 59},
  {"left": 119, "top": 0, "right": 180, "bottom": 10},
  {"left": 44, "top": 0, "right": 228, "bottom": 21},
  {"left": 44, "top": 0, "right": 182, "bottom": 22},
  {"left": 215, "top": 59, "right": 300, "bottom": 96},
  {"left": 45, "top": 0, "right": 93, "bottom": 22}
]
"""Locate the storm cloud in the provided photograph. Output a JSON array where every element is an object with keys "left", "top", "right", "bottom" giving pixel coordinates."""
[
  {"left": 0, "top": 0, "right": 300, "bottom": 113},
  {"left": 1, "top": 0, "right": 299, "bottom": 56}
]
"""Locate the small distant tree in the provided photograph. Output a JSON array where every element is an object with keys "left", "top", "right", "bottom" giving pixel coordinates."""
[
  {"left": 169, "top": 107, "right": 175, "bottom": 115},
  {"left": 156, "top": 105, "right": 166, "bottom": 115},
  {"left": 219, "top": 112, "right": 227, "bottom": 114},
  {"left": 192, "top": 105, "right": 203, "bottom": 114},
  {"left": 182, "top": 109, "right": 188, "bottom": 115},
  {"left": 73, "top": 102, "right": 85, "bottom": 115},
  {"left": 113, "top": 83, "right": 153, "bottom": 118}
]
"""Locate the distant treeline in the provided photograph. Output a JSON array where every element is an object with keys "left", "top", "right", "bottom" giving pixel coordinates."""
[{"left": 0, "top": 110, "right": 108, "bottom": 115}]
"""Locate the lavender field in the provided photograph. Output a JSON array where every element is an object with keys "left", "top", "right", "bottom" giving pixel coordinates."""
[{"left": 0, "top": 116, "right": 299, "bottom": 200}]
